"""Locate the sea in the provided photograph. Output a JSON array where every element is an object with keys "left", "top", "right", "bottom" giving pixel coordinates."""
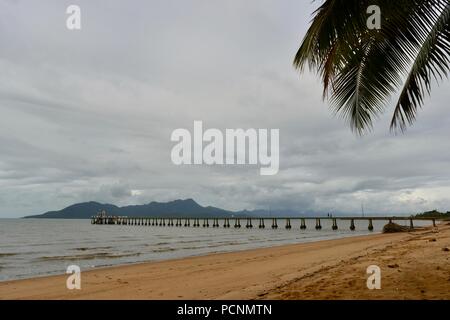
[{"left": 0, "top": 218, "right": 431, "bottom": 281}]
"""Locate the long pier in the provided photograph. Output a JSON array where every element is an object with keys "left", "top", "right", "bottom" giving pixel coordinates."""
[{"left": 91, "top": 215, "right": 438, "bottom": 231}]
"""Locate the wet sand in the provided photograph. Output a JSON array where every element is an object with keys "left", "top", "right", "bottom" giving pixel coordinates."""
[{"left": 0, "top": 223, "right": 449, "bottom": 299}]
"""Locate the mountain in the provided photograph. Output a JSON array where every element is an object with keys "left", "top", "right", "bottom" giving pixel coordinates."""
[
  {"left": 24, "top": 201, "right": 121, "bottom": 219},
  {"left": 24, "top": 199, "right": 247, "bottom": 219}
]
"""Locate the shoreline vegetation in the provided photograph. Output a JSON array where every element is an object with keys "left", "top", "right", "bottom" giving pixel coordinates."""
[
  {"left": 414, "top": 210, "right": 450, "bottom": 219},
  {"left": 0, "top": 223, "right": 448, "bottom": 300}
]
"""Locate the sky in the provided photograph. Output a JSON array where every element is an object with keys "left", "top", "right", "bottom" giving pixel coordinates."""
[{"left": 1, "top": 0, "right": 450, "bottom": 217}]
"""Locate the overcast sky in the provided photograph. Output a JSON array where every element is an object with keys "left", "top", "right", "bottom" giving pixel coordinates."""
[{"left": 1, "top": 0, "right": 449, "bottom": 217}]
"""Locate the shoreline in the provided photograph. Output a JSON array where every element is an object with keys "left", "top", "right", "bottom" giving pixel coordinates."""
[
  {"left": 1, "top": 228, "right": 381, "bottom": 283},
  {"left": 0, "top": 223, "right": 449, "bottom": 299}
]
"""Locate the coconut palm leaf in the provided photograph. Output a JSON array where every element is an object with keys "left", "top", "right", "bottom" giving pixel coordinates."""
[
  {"left": 391, "top": 4, "right": 450, "bottom": 131},
  {"left": 295, "top": 0, "right": 450, "bottom": 134}
]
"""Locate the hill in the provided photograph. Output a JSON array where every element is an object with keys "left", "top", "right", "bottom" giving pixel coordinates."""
[{"left": 24, "top": 199, "right": 247, "bottom": 219}]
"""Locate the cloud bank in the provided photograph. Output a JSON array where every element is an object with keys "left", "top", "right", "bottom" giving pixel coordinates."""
[{"left": 1, "top": 0, "right": 449, "bottom": 217}]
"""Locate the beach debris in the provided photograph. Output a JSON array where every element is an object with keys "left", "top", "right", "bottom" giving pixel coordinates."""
[
  {"left": 257, "top": 292, "right": 267, "bottom": 297},
  {"left": 429, "top": 238, "right": 437, "bottom": 242},
  {"left": 382, "top": 223, "right": 409, "bottom": 233},
  {"left": 387, "top": 263, "right": 399, "bottom": 268},
  {"left": 442, "top": 247, "right": 449, "bottom": 252}
]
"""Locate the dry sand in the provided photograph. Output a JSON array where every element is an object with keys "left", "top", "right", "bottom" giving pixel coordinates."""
[{"left": 0, "top": 223, "right": 449, "bottom": 300}]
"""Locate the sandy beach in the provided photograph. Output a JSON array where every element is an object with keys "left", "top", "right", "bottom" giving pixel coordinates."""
[{"left": 1, "top": 223, "right": 449, "bottom": 300}]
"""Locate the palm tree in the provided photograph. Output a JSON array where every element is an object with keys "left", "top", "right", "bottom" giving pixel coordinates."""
[{"left": 295, "top": 0, "right": 449, "bottom": 134}]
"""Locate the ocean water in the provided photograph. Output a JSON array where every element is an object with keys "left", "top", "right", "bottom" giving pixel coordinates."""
[{"left": 0, "top": 218, "right": 430, "bottom": 281}]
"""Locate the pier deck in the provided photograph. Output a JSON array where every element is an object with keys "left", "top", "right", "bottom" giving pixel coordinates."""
[{"left": 91, "top": 215, "right": 438, "bottom": 231}]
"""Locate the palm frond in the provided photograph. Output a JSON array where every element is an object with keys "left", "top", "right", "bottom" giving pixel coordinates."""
[
  {"left": 391, "top": 3, "right": 450, "bottom": 132},
  {"left": 295, "top": 0, "right": 450, "bottom": 134}
]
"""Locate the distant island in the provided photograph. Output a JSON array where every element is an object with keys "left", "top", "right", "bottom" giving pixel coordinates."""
[{"left": 23, "top": 198, "right": 300, "bottom": 219}]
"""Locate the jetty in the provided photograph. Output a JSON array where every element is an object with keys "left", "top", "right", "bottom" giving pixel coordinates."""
[{"left": 91, "top": 211, "right": 438, "bottom": 231}]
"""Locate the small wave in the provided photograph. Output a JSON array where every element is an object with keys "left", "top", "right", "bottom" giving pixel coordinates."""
[
  {"left": 146, "top": 239, "right": 208, "bottom": 246},
  {"left": 177, "top": 239, "right": 203, "bottom": 244},
  {"left": 154, "top": 242, "right": 171, "bottom": 246},
  {"left": 179, "top": 241, "right": 246, "bottom": 250},
  {"left": 151, "top": 247, "right": 176, "bottom": 253},
  {"left": 73, "top": 246, "right": 113, "bottom": 251},
  {"left": 0, "top": 253, "right": 17, "bottom": 257},
  {"left": 36, "top": 252, "right": 141, "bottom": 262}
]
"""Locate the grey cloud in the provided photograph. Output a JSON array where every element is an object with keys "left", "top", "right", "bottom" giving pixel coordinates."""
[{"left": 0, "top": 0, "right": 449, "bottom": 217}]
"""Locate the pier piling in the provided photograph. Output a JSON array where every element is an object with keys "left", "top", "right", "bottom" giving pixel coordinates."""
[
  {"left": 300, "top": 218, "right": 306, "bottom": 230},
  {"left": 332, "top": 218, "right": 338, "bottom": 230},
  {"left": 259, "top": 218, "right": 265, "bottom": 229},
  {"left": 368, "top": 219, "right": 374, "bottom": 231},
  {"left": 272, "top": 218, "right": 278, "bottom": 229},
  {"left": 285, "top": 218, "right": 291, "bottom": 229},
  {"left": 315, "top": 218, "right": 322, "bottom": 230}
]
